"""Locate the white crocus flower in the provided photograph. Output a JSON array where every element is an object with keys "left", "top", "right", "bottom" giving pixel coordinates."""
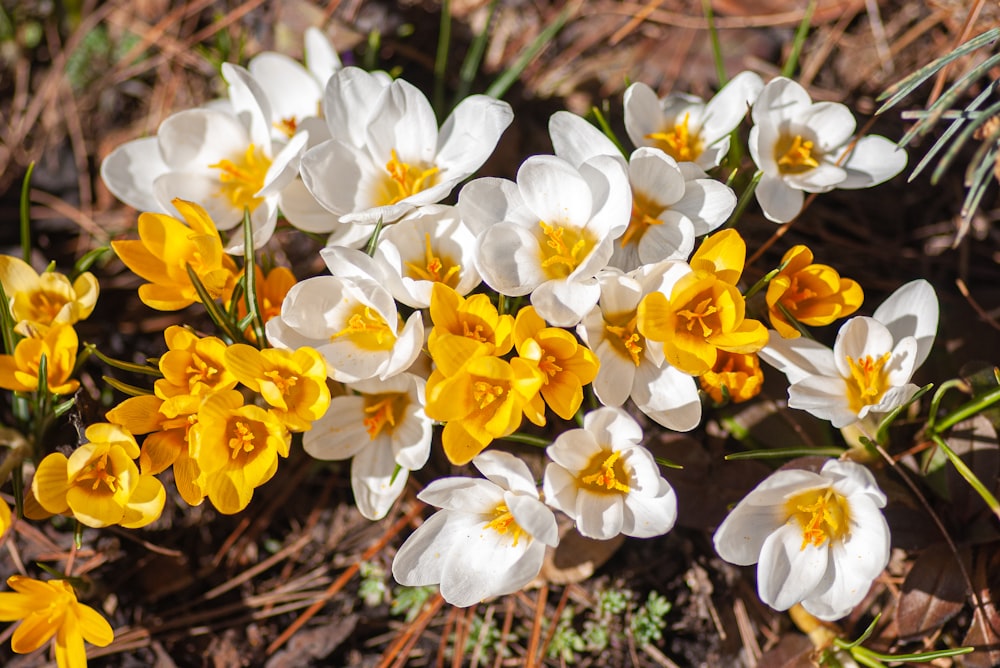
[
  {"left": 101, "top": 63, "right": 307, "bottom": 254},
  {"left": 759, "top": 279, "right": 938, "bottom": 429},
  {"left": 304, "top": 373, "right": 431, "bottom": 520},
  {"left": 463, "top": 152, "right": 631, "bottom": 327},
  {"left": 713, "top": 459, "right": 889, "bottom": 621},
  {"left": 623, "top": 71, "right": 763, "bottom": 169},
  {"left": 543, "top": 407, "right": 677, "bottom": 540},
  {"left": 265, "top": 274, "right": 424, "bottom": 383},
  {"left": 748, "top": 77, "right": 908, "bottom": 223},
  {"left": 549, "top": 110, "right": 736, "bottom": 272},
  {"left": 320, "top": 204, "right": 482, "bottom": 308},
  {"left": 300, "top": 66, "right": 514, "bottom": 228},
  {"left": 577, "top": 262, "right": 701, "bottom": 431},
  {"left": 392, "top": 450, "right": 559, "bottom": 607}
]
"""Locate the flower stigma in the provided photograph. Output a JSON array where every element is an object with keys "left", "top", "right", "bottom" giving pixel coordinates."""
[
  {"left": 621, "top": 192, "right": 665, "bottom": 248},
  {"left": 538, "top": 222, "right": 594, "bottom": 279},
  {"left": 363, "top": 393, "right": 404, "bottom": 439},
  {"left": 485, "top": 502, "right": 524, "bottom": 546},
  {"left": 209, "top": 144, "right": 272, "bottom": 211},
  {"left": 646, "top": 112, "right": 704, "bottom": 162},
  {"left": 846, "top": 352, "right": 891, "bottom": 411},
  {"left": 380, "top": 149, "right": 440, "bottom": 205},
  {"left": 581, "top": 450, "right": 631, "bottom": 494},
  {"left": 605, "top": 314, "right": 644, "bottom": 366},
  {"left": 330, "top": 305, "right": 396, "bottom": 351},
  {"left": 785, "top": 487, "right": 851, "bottom": 549},
  {"left": 678, "top": 296, "right": 720, "bottom": 337},
  {"left": 228, "top": 420, "right": 257, "bottom": 459},
  {"left": 472, "top": 380, "right": 505, "bottom": 410},
  {"left": 775, "top": 135, "right": 820, "bottom": 175},
  {"left": 76, "top": 453, "right": 119, "bottom": 493},
  {"left": 404, "top": 234, "right": 460, "bottom": 286}
]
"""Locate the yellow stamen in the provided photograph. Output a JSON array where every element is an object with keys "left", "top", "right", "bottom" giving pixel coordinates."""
[
  {"left": 539, "top": 222, "right": 591, "bottom": 279},
  {"left": 677, "top": 297, "right": 719, "bottom": 337},
  {"left": 845, "top": 352, "right": 891, "bottom": 411},
  {"left": 485, "top": 503, "right": 524, "bottom": 546},
  {"left": 621, "top": 193, "right": 665, "bottom": 248},
  {"left": 209, "top": 144, "right": 272, "bottom": 212},
  {"left": 363, "top": 395, "right": 399, "bottom": 439},
  {"left": 263, "top": 369, "right": 297, "bottom": 395},
  {"left": 228, "top": 420, "right": 256, "bottom": 459},
  {"left": 776, "top": 135, "right": 821, "bottom": 174},
  {"left": 606, "top": 315, "right": 644, "bottom": 366},
  {"left": 75, "top": 453, "right": 118, "bottom": 493},
  {"left": 330, "top": 306, "right": 395, "bottom": 351},
  {"left": 785, "top": 487, "right": 851, "bottom": 549},
  {"left": 404, "top": 233, "right": 461, "bottom": 286},
  {"left": 380, "top": 149, "right": 440, "bottom": 205},
  {"left": 645, "top": 113, "right": 704, "bottom": 162},
  {"left": 473, "top": 381, "right": 505, "bottom": 409},
  {"left": 580, "top": 450, "right": 631, "bottom": 494},
  {"left": 274, "top": 116, "right": 298, "bottom": 138},
  {"left": 783, "top": 275, "right": 817, "bottom": 311}
]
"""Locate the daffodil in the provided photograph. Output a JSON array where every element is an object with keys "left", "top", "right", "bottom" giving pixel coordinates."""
[
  {"left": 31, "top": 423, "right": 165, "bottom": 528},
  {"left": 623, "top": 71, "right": 763, "bottom": 168},
  {"left": 0, "top": 574, "right": 114, "bottom": 668},
  {"left": 304, "top": 372, "right": 431, "bottom": 520},
  {"left": 224, "top": 343, "right": 331, "bottom": 432},
  {"left": 300, "top": 67, "right": 513, "bottom": 227},
  {"left": 637, "top": 229, "right": 768, "bottom": 376},
  {"left": 111, "top": 199, "right": 239, "bottom": 311},
  {"left": 425, "top": 343, "right": 545, "bottom": 466},
  {"left": 189, "top": 390, "right": 290, "bottom": 514},
  {"left": 266, "top": 274, "right": 424, "bottom": 383},
  {"left": 101, "top": 64, "right": 308, "bottom": 252},
  {"left": 748, "top": 77, "right": 907, "bottom": 223},
  {"left": 0, "top": 323, "right": 80, "bottom": 395},
  {"left": 464, "top": 152, "right": 631, "bottom": 327},
  {"left": 713, "top": 459, "right": 889, "bottom": 621},
  {"left": 0, "top": 256, "right": 98, "bottom": 337},
  {"left": 392, "top": 450, "right": 559, "bottom": 607},
  {"left": 699, "top": 350, "right": 764, "bottom": 404},
  {"left": 543, "top": 407, "right": 677, "bottom": 540},
  {"left": 513, "top": 305, "right": 598, "bottom": 421},
  {"left": 766, "top": 245, "right": 863, "bottom": 339},
  {"left": 549, "top": 110, "right": 736, "bottom": 272},
  {"left": 759, "top": 279, "right": 938, "bottom": 429},
  {"left": 320, "top": 204, "right": 482, "bottom": 308},
  {"left": 578, "top": 263, "right": 703, "bottom": 431}
]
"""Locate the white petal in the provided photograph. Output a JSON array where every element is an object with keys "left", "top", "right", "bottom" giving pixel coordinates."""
[
  {"left": 759, "top": 333, "right": 839, "bottom": 383},
  {"left": 278, "top": 178, "right": 341, "bottom": 233},
  {"left": 305, "top": 26, "right": 342, "bottom": 83},
  {"left": 436, "top": 95, "right": 514, "bottom": 176},
  {"left": 623, "top": 82, "right": 663, "bottom": 149},
  {"left": 575, "top": 489, "right": 624, "bottom": 540},
  {"left": 257, "top": 131, "right": 309, "bottom": 198},
  {"left": 550, "top": 110, "right": 621, "bottom": 168},
  {"left": 755, "top": 174, "right": 804, "bottom": 223},
  {"left": 352, "top": 442, "right": 408, "bottom": 520},
  {"left": 377, "top": 311, "right": 424, "bottom": 380},
  {"left": 700, "top": 70, "right": 764, "bottom": 142},
  {"left": 365, "top": 78, "right": 438, "bottom": 166},
  {"left": 517, "top": 155, "right": 593, "bottom": 226},
  {"left": 635, "top": 212, "right": 694, "bottom": 264},
  {"left": 583, "top": 405, "right": 644, "bottom": 446},
  {"left": 631, "top": 363, "right": 702, "bottom": 431},
  {"left": 833, "top": 317, "right": 894, "bottom": 378},
  {"left": 751, "top": 77, "right": 812, "bottom": 128},
  {"left": 784, "top": 163, "right": 847, "bottom": 191},
  {"left": 713, "top": 500, "right": 785, "bottom": 566},
  {"left": 476, "top": 222, "right": 547, "bottom": 296},
  {"left": 543, "top": 464, "right": 580, "bottom": 517},
  {"left": 531, "top": 278, "right": 601, "bottom": 327},
  {"left": 248, "top": 52, "right": 322, "bottom": 130},
  {"left": 838, "top": 135, "right": 907, "bottom": 189},
  {"left": 440, "top": 531, "right": 544, "bottom": 607},
  {"left": 457, "top": 177, "right": 535, "bottom": 236},
  {"left": 757, "top": 523, "right": 829, "bottom": 611},
  {"left": 507, "top": 492, "right": 558, "bottom": 546},
  {"left": 787, "top": 376, "right": 858, "bottom": 428},
  {"left": 419, "top": 477, "right": 503, "bottom": 512},
  {"left": 798, "top": 101, "right": 856, "bottom": 152},
  {"left": 100, "top": 137, "right": 169, "bottom": 212},
  {"left": 221, "top": 63, "right": 272, "bottom": 149},
  {"left": 871, "top": 279, "right": 939, "bottom": 369},
  {"left": 324, "top": 67, "right": 391, "bottom": 147},
  {"left": 299, "top": 139, "right": 372, "bottom": 217},
  {"left": 669, "top": 178, "right": 737, "bottom": 234},
  {"left": 628, "top": 148, "right": 685, "bottom": 207},
  {"left": 474, "top": 450, "right": 539, "bottom": 497},
  {"left": 152, "top": 171, "right": 241, "bottom": 230},
  {"left": 823, "top": 460, "right": 885, "bottom": 506},
  {"left": 621, "top": 480, "right": 677, "bottom": 538},
  {"left": 591, "top": 344, "right": 637, "bottom": 407},
  {"left": 579, "top": 155, "right": 632, "bottom": 238},
  {"left": 547, "top": 429, "right": 604, "bottom": 472},
  {"left": 157, "top": 108, "right": 249, "bottom": 169},
  {"left": 392, "top": 510, "right": 475, "bottom": 586},
  {"left": 303, "top": 396, "right": 368, "bottom": 459}
]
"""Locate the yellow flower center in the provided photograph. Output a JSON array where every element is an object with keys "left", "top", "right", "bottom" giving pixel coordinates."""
[
  {"left": 75, "top": 453, "right": 119, "bottom": 493},
  {"left": 274, "top": 116, "right": 298, "bottom": 138},
  {"left": 209, "top": 144, "right": 272, "bottom": 212},
  {"left": 472, "top": 380, "right": 505, "bottom": 410},
  {"left": 677, "top": 296, "right": 720, "bottom": 337},
  {"left": 186, "top": 355, "right": 222, "bottom": 388},
  {"left": 845, "top": 352, "right": 892, "bottom": 412},
  {"left": 539, "top": 354, "right": 562, "bottom": 383},
  {"left": 263, "top": 369, "right": 297, "bottom": 395},
  {"left": 25, "top": 288, "right": 68, "bottom": 325},
  {"left": 784, "top": 487, "right": 851, "bottom": 549},
  {"left": 775, "top": 134, "right": 821, "bottom": 175},
  {"left": 538, "top": 222, "right": 595, "bottom": 279},
  {"left": 363, "top": 393, "right": 405, "bottom": 440},
  {"left": 404, "top": 233, "right": 461, "bottom": 286},
  {"left": 605, "top": 314, "right": 644, "bottom": 366},
  {"left": 330, "top": 305, "right": 396, "bottom": 351},
  {"left": 646, "top": 112, "right": 704, "bottom": 163},
  {"left": 379, "top": 149, "right": 440, "bottom": 206},
  {"left": 782, "top": 275, "right": 818, "bottom": 311},
  {"left": 580, "top": 450, "right": 631, "bottom": 494},
  {"left": 621, "top": 192, "right": 665, "bottom": 248},
  {"left": 228, "top": 420, "right": 257, "bottom": 459},
  {"left": 485, "top": 502, "right": 524, "bottom": 546}
]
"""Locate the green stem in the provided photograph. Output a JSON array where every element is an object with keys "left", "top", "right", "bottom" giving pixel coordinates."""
[
  {"left": 780, "top": 0, "right": 816, "bottom": 78},
  {"left": 433, "top": 0, "right": 452, "bottom": 118},
  {"left": 724, "top": 170, "right": 763, "bottom": 229},
  {"left": 930, "top": 384, "right": 1000, "bottom": 434},
  {"left": 930, "top": 433, "right": 1000, "bottom": 521},
  {"left": 497, "top": 433, "right": 550, "bottom": 448},
  {"left": 20, "top": 162, "right": 35, "bottom": 265},
  {"left": 924, "top": 378, "right": 969, "bottom": 433}
]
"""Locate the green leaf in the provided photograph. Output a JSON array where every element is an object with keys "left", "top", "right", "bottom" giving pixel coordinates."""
[
  {"left": 485, "top": 4, "right": 573, "bottom": 100},
  {"left": 102, "top": 375, "right": 154, "bottom": 397},
  {"left": 454, "top": 0, "right": 498, "bottom": 104},
  {"left": 725, "top": 446, "right": 846, "bottom": 460},
  {"left": 241, "top": 207, "right": 267, "bottom": 347},
  {"left": 19, "top": 162, "right": 34, "bottom": 264},
  {"left": 780, "top": 0, "right": 815, "bottom": 78},
  {"left": 433, "top": 0, "right": 452, "bottom": 118}
]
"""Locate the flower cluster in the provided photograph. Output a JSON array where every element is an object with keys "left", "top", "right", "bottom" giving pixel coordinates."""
[{"left": 0, "top": 22, "right": 944, "bottom": 667}]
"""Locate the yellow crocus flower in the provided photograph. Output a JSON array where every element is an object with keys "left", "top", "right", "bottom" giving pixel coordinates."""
[
  {"left": 0, "top": 255, "right": 98, "bottom": 337},
  {"left": 0, "top": 324, "right": 80, "bottom": 395},
  {"left": 765, "top": 245, "right": 863, "bottom": 339}
]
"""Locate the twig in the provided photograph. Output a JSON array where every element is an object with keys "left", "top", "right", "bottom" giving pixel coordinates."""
[
  {"left": 927, "top": 0, "right": 988, "bottom": 106},
  {"left": 956, "top": 278, "right": 1000, "bottom": 332},
  {"left": 382, "top": 592, "right": 446, "bottom": 668},
  {"left": 525, "top": 584, "right": 548, "bottom": 668}
]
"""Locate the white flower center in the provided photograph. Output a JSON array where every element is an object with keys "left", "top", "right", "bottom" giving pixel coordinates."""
[
  {"left": 580, "top": 450, "right": 631, "bottom": 494},
  {"left": 403, "top": 233, "right": 461, "bottom": 286},
  {"left": 605, "top": 313, "right": 644, "bottom": 366},
  {"left": 784, "top": 487, "right": 851, "bottom": 549},
  {"left": 329, "top": 305, "right": 396, "bottom": 351},
  {"left": 485, "top": 502, "right": 524, "bottom": 546},
  {"left": 845, "top": 352, "right": 891, "bottom": 412},
  {"left": 537, "top": 222, "right": 595, "bottom": 280},
  {"left": 209, "top": 144, "right": 272, "bottom": 212},
  {"left": 775, "top": 134, "right": 821, "bottom": 175},
  {"left": 378, "top": 149, "right": 440, "bottom": 205},
  {"left": 363, "top": 392, "right": 407, "bottom": 439},
  {"left": 646, "top": 112, "right": 704, "bottom": 162}
]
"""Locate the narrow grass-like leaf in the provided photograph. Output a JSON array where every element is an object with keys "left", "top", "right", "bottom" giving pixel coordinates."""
[
  {"left": 837, "top": 614, "right": 881, "bottom": 650},
  {"left": 701, "top": 0, "right": 726, "bottom": 86},
  {"left": 725, "top": 446, "right": 846, "bottom": 460},
  {"left": 363, "top": 29, "right": 381, "bottom": 72},
  {"left": 930, "top": 433, "right": 1000, "bottom": 521},
  {"left": 907, "top": 84, "right": 993, "bottom": 180},
  {"left": 102, "top": 375, "right": 154, "bottom": 397},
  {"left": 780, "top": 0, "right": 815, "bottom": 78},
  {"left": 961, "top": 143, "right": 998, "bottom": 227},
  {"left": 876, "top": 28, "right": 999, "bottom": 113},
  {"left": 966, "top": 116, "right": 1000, "bottom": 185},
  {"left": 53, "top": 397, "right": 77, "bottom": 418},
  {"left": 723, "top": 169, "right": 762, "bottom": 229},
  {"left": 454, "top": 0, "right": 498, "bottom": 103},
  {"left": 365, "top": 216, "right": 384, "bottom": 256},
  {"left": 931, "top": 384, "right": 1000, "bottom": 435},
  {"left": 71, "top": 246, "right": 110, "bottom": 280},
  {"left": 185, "top": 263, "right": 243, "bottom": 343},
  {"left": 921, "top": 52, "right": 1000, "bottom": 132},
  {"left": 241, "top": 207, "right": 267, "bottom": 347},
  {"left": 851, "top": 646, "right": 974, "bottom": 663},
  {"left": 485, "top": 4, "right": 572, "bottom": 100},
  {"left": 0, "top": 279, "right": 18, "bottom": 357},
  {"left": 85, "top": 343, "right": 161, "bottom": 377},
  {"left": 931, "top": 99, "right": 1000, "bottom": 184},
  {"left": 19, "top": 162, "right": 34, "bottom": 264},
  {"left": 589, "top": 105, "right": 627, "bottom": 156},
  {"left": 742, "top": 256, "right": 791, "bottom": 300},
  {"left": 433, "top": 0, "right": 452, "bottom": 118}
]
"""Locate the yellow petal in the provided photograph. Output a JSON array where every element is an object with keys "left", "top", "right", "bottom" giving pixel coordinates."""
[
  {"left": 32, "top": 453, "right": 71, "bottom": 515},
  {"left": 75, "top": 602, "right": 114, "bottom": 646},
  {"left": 120, "top": 474, "right": 166, "bottom": 529},
  {"left": 690, "top": 229, "right": 745, "bottom": 285}
]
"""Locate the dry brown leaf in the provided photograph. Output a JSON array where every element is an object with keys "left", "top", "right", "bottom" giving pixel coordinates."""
[
  {"left": 960, "top": 548, "right": 1000, "bottom": 668},
  {"left": 896, "top": 543, "right": 970, "bottom": 640},
  {"left": 755, "top": 633, "right": 816, "bottom": 668}
]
